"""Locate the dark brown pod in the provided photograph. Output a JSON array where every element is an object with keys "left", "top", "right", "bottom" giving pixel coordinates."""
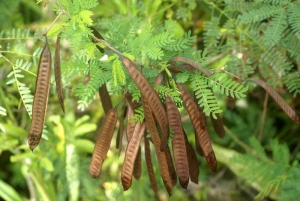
[
  {"left": 133, "top": 146, "right": 142, "bottom": 180},
  {"left": 183, "top": 129, "right": 200, "bottom": 184},
  {"left": 164, "top": 145, "right": 177, "bottom": 187},
  {"left": 28, "top": 37, "right": 51, "bottom": 151},
  {"left": 54, "top": 36, "right": 65, "bottom": 113},
  {"left": 144, "top": 134, "right": 158, "bottom": 194},
  {"left": 177, "top": 83, "right": 217, "bottom": 172},
  {"left": 210, "top": 113, "right": 225, "bottom": 138},
  {"left": 98, "top": 84, "right": 113, "bottom": 115}
]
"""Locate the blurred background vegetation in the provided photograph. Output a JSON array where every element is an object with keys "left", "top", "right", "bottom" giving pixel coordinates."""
[{"left": 0, "top": 0, "right": 299, "bottom": 201}]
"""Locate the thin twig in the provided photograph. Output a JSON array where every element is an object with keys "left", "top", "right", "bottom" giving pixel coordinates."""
[
  {"left": 44, "top": 11, "right": 64, "bottom": 36},
  {"left": 258, "top": 93, "right": 268, "bottom": 141}
]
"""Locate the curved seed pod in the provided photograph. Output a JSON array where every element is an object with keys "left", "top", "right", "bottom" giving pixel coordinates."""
[
  {"left": 177, "top": 83, "right": 217, "bottom": 172},
  {"left": 249, "top": 78, "right": 300, "bottom": 125},
  {"left": 89, "top": 107, "right": 118, "bottom": 178},
  {"left": 210, "top": 113, "right": 225, "bottom": 138},
  {"left": 116, "top": 99, "right": 126, "bottom": 151},
  {"left": 144, "top": 134, "right": 158, "bottom": 194},
  {"left": 169, "top": 56, "right": 212, "bottom": 77},
  {"left": 183, "top": 129, "right": 199, "bottom": 184},
  {"left": 98, "top": 84, "right": 113, "bottom": 115},
  {"left": 28, "top": 37, "right": 51, "bottom": 151},
  {"left": 133, "top": 146, "right": 142, "bottom": 180},
  {"left": 116, "top": 54, "right": 169, "bottom": 151},
  {"left": 164, "top": 145, "right": 177, "bottom": 187},
  {"left": 142, "top": 96, "right": 172, "bottom": 196},
  {"left": 126, "top": 102, "right": 137, "bottom": 141},
  {"left": 121, "top": 122, "right": 145, "bottom": 190},
  {"left": 54, "top": 36, "right": 65, "bottom": 113},
  {"left": 166, "top": 96, "right": 189, "bottom": 189}
]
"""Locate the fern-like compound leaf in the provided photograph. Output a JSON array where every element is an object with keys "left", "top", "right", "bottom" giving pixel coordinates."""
[
  {"left": 208, "top": 73, "right": 247, "bottom": 98},
  {"left": 191, "top": 73, "right": 222, "bottom": 118}
]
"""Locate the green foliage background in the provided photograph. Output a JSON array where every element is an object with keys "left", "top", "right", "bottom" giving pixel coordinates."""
[{"left": 0, "top": 0, "right": 299, "bottom": 200}]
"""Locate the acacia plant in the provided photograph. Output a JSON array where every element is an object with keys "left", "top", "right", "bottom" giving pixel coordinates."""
[{"left": 0, "top": 0, "right": 300, "bottom": 200}]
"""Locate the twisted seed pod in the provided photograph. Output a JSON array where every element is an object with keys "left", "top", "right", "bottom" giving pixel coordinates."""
[
  {"left": 28, "top": 37, "right": 51, "bottom": 151},
  {"left": 89, "top": 107, "right": 118, "bottom": 178},
  {"left": 54, "top": 36, "right": 65, "bottom": 113},
  {"left": 133, "top": 146, "right": 142, "bottom": 180},
  {"left": 177, "top": 83, "right": 217, "bottom": 172},
  {"left": 142, "top": 96, "right": 173, "bottom": 196},
  {"left": 183, "top": 129, "right": 199, "bottom": 184},
  {"left": 117, "top": 54, "right": 169, "bottom": 151},
  {"left": 121, "top": 122, "right": 145, "bottom": 190},
  {"left": 166, "top": 96, "right": 189, "bottom": 189},
  {"left": 210, "top": 113, "right": 225, "bottom": 138},
  {"left": 144, "top": 134, "right": 158, "bottom": 194}
]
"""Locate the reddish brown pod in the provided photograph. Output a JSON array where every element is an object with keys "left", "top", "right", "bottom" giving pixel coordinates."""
[
  {"left": 28, "top": 37, "right": 52, "bottom": 151},
  {"left": 166, "top": 96, "right": 189, "bottom": 189},
  {"left": 177, "top": 83, "right": 217, "bottom": 172},
  {"left": 117, "top": 54, "right": 169, "bottom": 151},
  {"left": 89, "top": 107, "right": 118, "bottom": 178},
  {"left": 121, "top": 122, "right": 145, "bottom": 190}
]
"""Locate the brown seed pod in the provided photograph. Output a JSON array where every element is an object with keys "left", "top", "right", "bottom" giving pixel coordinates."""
[
  {"left": 210, "top": 113, "right": 225, "bottom": 138},
  {"left": 28, "top": 37, "right": 52, "bottom": 151},
  {"left": 54, "top": 36, "right": 65, "bottom": 113},
  {"left": 177, "top": 83, "right": 217, "bottom": 172},
  {"left": 89, "top": 107, "right": 118, "bottom": 178},
  {"left": 98, "top": 84, "right": 113, "bottom": 115},
  {"left": 169, "top": 56, "right": 213, "bottom": 77},
  {"left": 164, "top": 145, "right": 177, "bottom": 187},
  {"left": 144, "top": 134, "right": 158, "bottom": 194},
  {"left": 166, "top": 96, "right": 189, "bottom": 189},
  {"left": 142, "top": 96, "right": 173, "bottom": 196},
  {"left": 116, "top": 54, "right": 169, "bottom": 151},
  {"left": 194, "top": 94, "right": 206, "bottom": 157},
  {"left": 183, "top": 129, "right": 199, "bottom": 184},
  {"left": 121, "top": 122, "right": 145, "bottom": 190},
  {"left": 249, "top": 78, "right": 300, "bottom": 125},
  {"left": 116, "top": 99, "right": 126, "bottom": 152},
  {"left": 133, "top": 146, "right": 142, "bottom": 180},
  {"left": 125, "top": 102, "right": 137, "bottom": 141}
]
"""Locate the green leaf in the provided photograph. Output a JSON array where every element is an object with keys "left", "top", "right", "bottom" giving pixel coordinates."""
[
  {"left": 80, "top": 10, "right": 93, "bottom": 26},
  {"left": 47, "top": 24, "right": 65, "bottom": 38},
  {"left": 40, "top": 157, "right": 54, "bottom": 172},
  {"left": 0, "top": 179, "right": 23, "bottom": 201},
  {"left": 73, "top": 139, "right": 95, "bottom": 153}
]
